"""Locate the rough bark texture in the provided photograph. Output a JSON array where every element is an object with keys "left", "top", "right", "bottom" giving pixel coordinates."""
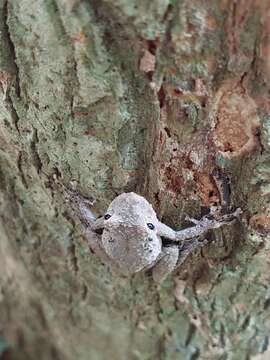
[{"left": 0, "top": 1, "right": 270, "bottom": 359}]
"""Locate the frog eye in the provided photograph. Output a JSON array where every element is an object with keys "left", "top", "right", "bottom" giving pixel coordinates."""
[
  {"left": 147, "top": 223, "right": 155, "bottom": 230},
  {"left": 104, "top": 214, "right": 111, "bottom": 220}
]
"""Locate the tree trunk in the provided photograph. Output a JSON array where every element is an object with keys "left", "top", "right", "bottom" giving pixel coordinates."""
[{"left": 0, "top": 1, "right": 269, "bottom": 359}]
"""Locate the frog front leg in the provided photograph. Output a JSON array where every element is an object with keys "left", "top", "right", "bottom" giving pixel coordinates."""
[
  {"left": 64, "top": 188, "right": 96, "bottom": 228},
  {"left": 64, "top": 188, "right": 120, "bottom": 274},
  {"left": 157, "top": 208, "right": 242, "bottom": 242},
  {"left": 85, "top": 228, "right": 121, "bottom": 275}
]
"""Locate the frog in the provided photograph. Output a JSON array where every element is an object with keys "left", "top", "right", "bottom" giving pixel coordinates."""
[{"left": 66, "top": 190, "right": 241, "bottom": 283}]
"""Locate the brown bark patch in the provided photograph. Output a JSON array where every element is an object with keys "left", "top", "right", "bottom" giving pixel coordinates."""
[
  {"left": 139, "top": 49, "right": 155, "bottom": 73},
  {"left": 212, "top": 82, "right": 260, "bottom": 158},
  {"left": 250, "top": 214, "right": 270, "bottom": 233},
  {"left": 164, "top": 165, "right": 184, "bottom": 193},
  {"left": 73, "top": 30, "right": 87, "bottom": 44},
  {"left": 194, "top": 172, "right": 219, "bottom": 206}
]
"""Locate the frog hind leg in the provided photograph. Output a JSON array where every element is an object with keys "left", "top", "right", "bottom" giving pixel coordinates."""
[{"left": 152, "top": 245, "right": 179, "bottom": 283}]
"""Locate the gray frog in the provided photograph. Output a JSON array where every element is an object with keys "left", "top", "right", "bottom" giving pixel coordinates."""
[{"left": 66, "top": 190, "right": 241, "bottom": 283}]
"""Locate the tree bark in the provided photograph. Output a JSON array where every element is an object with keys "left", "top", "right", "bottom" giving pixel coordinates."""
[{"left": 0, "top": 1, "right": 270, "bottom": 359}]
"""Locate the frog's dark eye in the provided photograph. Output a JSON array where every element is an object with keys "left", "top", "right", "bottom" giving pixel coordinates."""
[
  {"left": 104, "top": 214, "right": 111, "bottom": 220},
  {"left": 147, "top": 223, "right": 155, "bottom": 230}
]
